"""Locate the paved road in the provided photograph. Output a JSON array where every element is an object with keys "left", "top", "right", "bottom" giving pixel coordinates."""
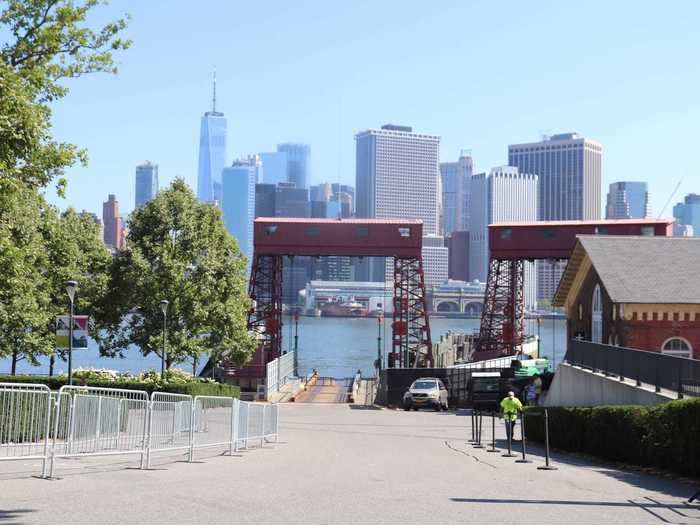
[{"left": 1, "top": 405, "right": 697, "bottom": 524}]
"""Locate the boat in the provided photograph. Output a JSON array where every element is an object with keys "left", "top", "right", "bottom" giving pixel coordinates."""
[{"left": 319, "top": 298, "right": 368, "bottom": 317}]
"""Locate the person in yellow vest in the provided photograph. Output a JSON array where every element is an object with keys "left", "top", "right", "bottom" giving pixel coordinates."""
[{"left": 500, "top": 391, "right": 523, "bottom": 442}]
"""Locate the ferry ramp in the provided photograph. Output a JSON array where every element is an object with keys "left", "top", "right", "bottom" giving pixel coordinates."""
[{"left": 295, "top": 377, "right": 351, "bottom": 403}]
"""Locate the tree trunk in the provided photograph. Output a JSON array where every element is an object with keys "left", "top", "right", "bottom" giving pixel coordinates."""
[
  {"left": 11, "top": 349, "right": 18, "bottom": 375},
  {"left": 49, "top": 354, "right": 55, "bottom": 376}
]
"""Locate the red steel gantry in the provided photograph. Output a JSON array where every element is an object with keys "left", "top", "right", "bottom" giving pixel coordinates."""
[
  {"left": 474, "top": 219, "right": 674, "bottom": 361},
  {"left": 236, "top": 218, "right": 433, "bottom": 381}
]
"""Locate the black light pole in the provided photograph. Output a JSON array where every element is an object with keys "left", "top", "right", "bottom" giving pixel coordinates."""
[
  {"left": 293, "top": 311, "right": 299, "bottom": 376},
  {"left": 377, "top": 313, "right": 383, "bottom": 373},
  {"left": 64, "top": 280, "right": 78, "bottom": 386},
  {"left": 160, "top": 300, "right": 169, "bottom": 379}
]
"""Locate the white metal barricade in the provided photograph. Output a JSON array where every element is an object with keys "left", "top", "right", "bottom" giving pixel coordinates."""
[
  {"left": 0, "top": 383, "right": 53, "bottom": 478},
  {"left": 189, "top": 395, "right": 236, "bottom": 461},
  {"left": 264, "top": 404, "right": 279, "bottom": 442},
  {"left": 49, "top": 386, "right": 149, "bottom": 478},
  {"left": 146, "top": 392, "right": 193, "bottom": 468}
]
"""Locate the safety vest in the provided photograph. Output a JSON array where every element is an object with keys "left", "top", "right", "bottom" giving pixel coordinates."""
[{"left": 500, "top": 397, "right": 522, "bottom": 421}]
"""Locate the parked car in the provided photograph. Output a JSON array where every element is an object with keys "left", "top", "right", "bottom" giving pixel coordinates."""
[{"left": 403, "top": 378, "right": 449, "bottom": 411}]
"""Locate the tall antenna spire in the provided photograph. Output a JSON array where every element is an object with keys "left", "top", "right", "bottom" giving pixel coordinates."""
[{"left": 212, "top": 68, "right": 217, "bottom": 113}]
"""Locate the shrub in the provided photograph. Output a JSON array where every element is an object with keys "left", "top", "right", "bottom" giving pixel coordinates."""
[
  {"left": 0, "top": 374, "right": 239, "bottom": 398},
  {"left": 524, "top": 398, "right": 700, "bottom": 478}
]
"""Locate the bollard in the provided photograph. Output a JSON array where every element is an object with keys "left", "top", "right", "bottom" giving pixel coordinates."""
[
  {"left": 473, "top": 411, "right": 485, "bottom": 448},
  {"left": 469, "top": 410, "right": 476, "bottom": 443},
  {"left": 502, "top": 415, "right": 517, "bottom": 458},
  {"left": 537, "top": 409, "right": 558, "bottom": 471},
  {"left": 487, "top": 412, "right": 499, "bottom": 453},
  {"left": 515, "top": 410, "right": 532, "bottom": 463}
]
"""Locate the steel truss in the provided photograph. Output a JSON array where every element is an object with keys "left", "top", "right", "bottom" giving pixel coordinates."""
[
  {"left": 391, "top": 257, "right": 433, "bottom": 368},
  {"left": 247, "top": 254, "right": 283, "bottom": 364},
  {"left": 474, "top": 258, "right": 525, "bottom": 360}
]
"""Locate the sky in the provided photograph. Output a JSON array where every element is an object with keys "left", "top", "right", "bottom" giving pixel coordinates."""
[{"left": 46, "top": 0, "right": 700, "bottom": 219}]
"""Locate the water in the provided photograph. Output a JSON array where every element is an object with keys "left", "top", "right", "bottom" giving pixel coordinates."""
[{"left": 0, "top": 317, "right": 567, "bottom": 378}]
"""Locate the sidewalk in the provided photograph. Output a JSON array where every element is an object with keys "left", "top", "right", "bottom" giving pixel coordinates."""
[{"left": 1, "top": 405, "right": 696, "bottom": 524}]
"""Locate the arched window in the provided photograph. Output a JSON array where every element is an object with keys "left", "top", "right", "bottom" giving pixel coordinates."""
[
  {"left": 591, "top": 285, "right": 603, "bottom": 344},
  {"left": 661, "top": 337, "right": 693, "bottom": 359}
]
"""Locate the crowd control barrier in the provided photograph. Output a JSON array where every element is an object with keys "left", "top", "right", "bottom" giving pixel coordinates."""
[{"left": 0, "top": 383, "right": 279, "bottom": 479}]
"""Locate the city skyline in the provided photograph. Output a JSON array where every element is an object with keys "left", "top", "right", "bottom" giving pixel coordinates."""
[{"left": 44, "top": 2, "right": 699, "bottom": 219}]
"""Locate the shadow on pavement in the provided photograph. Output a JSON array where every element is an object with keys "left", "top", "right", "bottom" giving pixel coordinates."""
[
  {"left": 0, "top": 509, "right": 34, "bottom": 523},
  {"left": 348, "top": 404, "right": 382, "bottom": 410}
]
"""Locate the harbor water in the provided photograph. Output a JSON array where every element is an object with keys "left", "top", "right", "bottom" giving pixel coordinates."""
[{"left": 0, "top": 316, "right": 567, "bottom": 378}]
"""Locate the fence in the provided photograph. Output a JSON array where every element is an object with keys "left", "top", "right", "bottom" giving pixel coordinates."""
[
  {"left": 0, "top": 383, "right": 53, "bottom": 478},
  {"left": 0, "top": 383, "right": 279, "bottom": 479},
  {"left": 565, "top": 339, "right": 700, "bottom": 398},
  {"left": 266, "top": 351, "right": 296, "bottom": 397}
]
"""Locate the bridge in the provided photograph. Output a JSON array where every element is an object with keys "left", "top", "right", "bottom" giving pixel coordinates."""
[
  {"left": 474, "top": 218, "right": 674, "bottom": 360},
  {"left": 226, "top": 218, "right": 434, "bottom": 391}
]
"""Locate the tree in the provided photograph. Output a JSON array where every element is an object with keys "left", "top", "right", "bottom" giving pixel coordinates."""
[
  {"left": 40, "top": 206, "right": 112, "bottom": 373},
  {"left": 97, "top": 180, "right": 256, "bottom": 369},
  {"left": 0, "top": 196, "right": 111, "bottom": 374},
  {"left": 0, "top": 188, "right": 53, "bottom": 372},
  {"left": 0, "top": 1, "right": 129, "bottom": 372},
  {"left": 1, "top": 0, "right": 130, "bottom": 194}
]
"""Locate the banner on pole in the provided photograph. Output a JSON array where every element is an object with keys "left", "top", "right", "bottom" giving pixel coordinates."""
[{"left": 55, "top": 315, "right": 89, "bottom": 350}]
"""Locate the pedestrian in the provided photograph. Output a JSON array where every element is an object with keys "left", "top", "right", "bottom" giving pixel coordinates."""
[
  {"left": 500, "top": 391, "right": 523, "bottom": 442},
  {"left": 525, "top": 382, "right": 537, "bottom": 406},
  {"left": 533, "top": 374, "right": 543, "bottom": 403}
]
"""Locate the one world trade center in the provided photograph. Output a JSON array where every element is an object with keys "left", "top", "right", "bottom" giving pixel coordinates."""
[{"left": 197, "top": 73, "right": 227, "bottom": 204}]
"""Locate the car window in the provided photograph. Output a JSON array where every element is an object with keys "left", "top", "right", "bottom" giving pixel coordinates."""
[
  {"left": 412, "top": 381, "right": 437, "bottom": 390},
  {"left": 438, "top": 381, "right": 446, "bottom": 390}
]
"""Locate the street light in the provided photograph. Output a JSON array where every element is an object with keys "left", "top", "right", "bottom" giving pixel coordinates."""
[
  {"left": 160, "top": 300, "right": 169, "bottom": 379},
  {"left": 376, "top": 312, "right": 383, "bottom": 375},
  {"left": 64, "top": 280, "right": 78, "bottom": 385}
]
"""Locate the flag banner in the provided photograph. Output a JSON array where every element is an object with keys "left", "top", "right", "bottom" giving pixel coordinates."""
[{"left": 56, "top": 315, "right": 89, "bottom": 350}]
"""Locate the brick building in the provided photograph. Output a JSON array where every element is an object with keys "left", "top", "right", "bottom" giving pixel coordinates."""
[{"left": 554, "top": 236, "right": 700, "bottom": 359}]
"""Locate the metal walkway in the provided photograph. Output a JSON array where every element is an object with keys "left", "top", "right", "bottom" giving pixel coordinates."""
[{"left": 295, "top": 377, "right": 352, "bottom": 403}]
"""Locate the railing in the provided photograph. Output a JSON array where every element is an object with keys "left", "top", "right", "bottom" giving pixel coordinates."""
[
  {"left": 565, "top": 339, "right": 700, "bottom": 398},
  {"left": 0, "top": 383, "right": 280, "bottom": 479},
  {"left": 266, "top": 351, "right": 296, "bottom": 397}
]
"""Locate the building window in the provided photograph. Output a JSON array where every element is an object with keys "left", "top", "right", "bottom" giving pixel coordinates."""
[
  {"left": 305, "top": 226, "right": 320, "bottom": 237},
  {"left": 354, "top": 226, "right": 369, "bottom": 237},
  {"left": 543, "top": 228, "right": 556, "bottom": 239},
  {"left": 265, "top": 225, "right": 278, "bottom": 235},
  {"left": 640, "top": 226, "right": 655, "bottom": 236},
  {"left": 661, "top": 337, "right": 692, "bottom": 359},
  {"left": 398, "top": 227, "right": 411, "bottom": 238},
  {"left": 500, "top": 228, "right": 513, "bottom": 240},
  {"left": 595, "top": 227, "right": 608, "bottom": 235},
  {"left": 578, "top": 304, "right": 583, "bottom": 320},
  {"left": 591, "top": 284, "right": 603, "bottom": 344}
]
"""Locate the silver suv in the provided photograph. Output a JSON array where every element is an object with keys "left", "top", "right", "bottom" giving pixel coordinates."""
[{"left": 403, "top": 378, "right": 449, "bottom": 411}]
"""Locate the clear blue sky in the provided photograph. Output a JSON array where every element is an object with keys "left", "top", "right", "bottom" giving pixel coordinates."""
[{"left": 47, "top": 0, "right": 700, "bottom": 218}]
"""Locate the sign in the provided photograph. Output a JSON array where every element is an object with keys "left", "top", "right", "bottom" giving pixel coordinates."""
[{"left": 55, "top": 315, "right": 89, "bottom": 350}]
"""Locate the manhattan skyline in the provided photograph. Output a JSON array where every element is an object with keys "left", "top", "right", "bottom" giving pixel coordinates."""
[{"left": 45, "top": 1, "right": 699, "bottom": 218}]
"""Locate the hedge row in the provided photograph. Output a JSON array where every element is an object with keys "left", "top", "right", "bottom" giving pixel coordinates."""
[
  {"left": 0, "top": 375, "right": 240, "bottom": 398},
  {"left": 524, "top": 398, "right": 700, "bottom": 478}
]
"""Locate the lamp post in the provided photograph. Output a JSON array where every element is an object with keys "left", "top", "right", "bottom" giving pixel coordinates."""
[
  {"left": 377, "top": 313, "right": 383, "bottom": 374},
  {"left": 160, "top": 300, "right": 169, "bottom": 379},
  {"left": 64, "top": 280, "right": 78, "bottom": 386},
  {"left": 293, "top": 311, "right": 299, "bottom": 376}
]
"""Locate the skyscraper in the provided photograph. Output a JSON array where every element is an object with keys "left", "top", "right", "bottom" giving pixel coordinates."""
[
  {"left": 135, "top": 161, "right": 159, "bottom": 209},
  {"left": 422, "top": 235, "right": 449, "bottom": 287},
  {"left": 605, "top": 181, "right": 650, "bottom": 219},
  {"left": 447, "top": 231, "right": 469, "bottom": 282},
  {"left": 468, "top": 167, "right": 538, "bottom": 310},
  {"left": 277, "top": 143, "right": 310, "bottom": 189},
  {"left": 196, "top": 74, "right": 227, "bottom": 204},
  {"left": 508, "top": 133, "right": 602, "bottom": 304},
  {"left": 673, "top": 194, "right": 700, "bottom": 237},
  {"left": 221, "top": 156, "right": 261, "bottom": 265},
  {"left": 260, "top": 151, "right": 288, "bottom": 186},
  {"left": 355, "top": 124, "right": 440, "bottom": 281},
  {"left": 440, "top": 151, "right": 473, "bottom": 235},
  {"left": 102, "top": 194, "right": 125, "bottom": 251}
]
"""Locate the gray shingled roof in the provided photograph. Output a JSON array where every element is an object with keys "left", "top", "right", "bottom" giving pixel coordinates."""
[{"left": 563, "top": 236, "right": 700, "bottom": 304}]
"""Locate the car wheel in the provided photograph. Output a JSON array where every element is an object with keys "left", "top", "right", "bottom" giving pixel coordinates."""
[
  {"left": 413, "top": 407, "right": 419, "bottom": 411},
  {"left": 434, "top": 403, "right": 441, "bottom": 412},
  {"left": 403, "top": 405, "right": 411, "bottom": 411}
]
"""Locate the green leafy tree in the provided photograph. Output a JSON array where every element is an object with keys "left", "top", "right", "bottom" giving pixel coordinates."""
[
  {"left": 98, "top": 179, "right": 256, "bottom": 369},
  {"left": 0, "top": 1, "right": 129, "bottom": 372},
  {"left": 1, "top": 0, "right": 130, "bottom": 194},
  {"left": 0, "top": 188, "right": 52, "bottom": 372}
]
